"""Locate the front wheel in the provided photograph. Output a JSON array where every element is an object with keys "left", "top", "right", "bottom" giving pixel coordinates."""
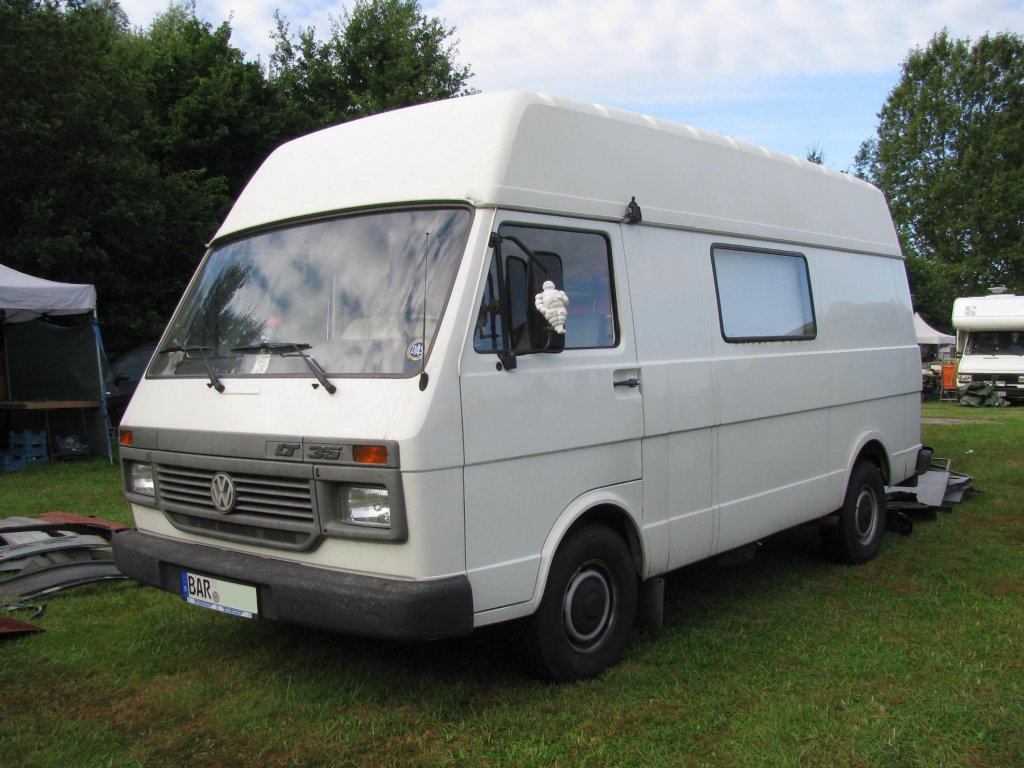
[
  {"left": 525, "top": 524, "right": 637, "bottom": 681},
  {"left": 822, "top": 461, "right": 887, "bottom": 564}
]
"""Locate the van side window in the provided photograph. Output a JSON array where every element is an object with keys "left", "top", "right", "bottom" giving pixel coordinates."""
[
  {"left": 474, "top": 225, "right": 617, "bottom": 353},
  {"left": 712, "top": 246, "right": 816, "bottom": 342}
]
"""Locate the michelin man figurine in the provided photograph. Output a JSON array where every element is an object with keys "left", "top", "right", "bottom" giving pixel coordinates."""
[{"left": 534, "top": 280, "right": 569, "bottom": 335}]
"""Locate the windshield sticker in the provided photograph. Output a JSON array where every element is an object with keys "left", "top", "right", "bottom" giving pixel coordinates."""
[
  {"left": 252, "top": 350, "right": 272, "bottom": 374},
  {"left": 406, "top": 339, "right": 426, "bottom": 362}
]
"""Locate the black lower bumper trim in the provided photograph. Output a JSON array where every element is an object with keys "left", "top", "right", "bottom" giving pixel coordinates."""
[{"left": 113, "top": 529, "right": 473, "bottom": 640}]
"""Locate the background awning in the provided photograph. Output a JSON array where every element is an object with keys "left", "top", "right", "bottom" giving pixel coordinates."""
[
  {"left": 914, "top": 312, "right": 955, "bottom": 346},
  {"left": 0, "top": 263, "right": 96, "bottom": 322}
]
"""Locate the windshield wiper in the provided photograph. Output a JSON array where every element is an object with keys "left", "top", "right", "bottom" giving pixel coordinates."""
[
  {"left": 230, "top": 342, "right": 337, "bottom": 395},
  {"left": 160, "top": 344, "right": 225, "bottom": 393}
]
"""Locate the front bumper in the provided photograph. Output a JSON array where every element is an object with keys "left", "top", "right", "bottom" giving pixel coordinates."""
[
  {"left": 113, "top": 529, "right": 474, "bottom": 640},
  {"left": 957, "top": 374, "right": 1024, "bottom": 401}
]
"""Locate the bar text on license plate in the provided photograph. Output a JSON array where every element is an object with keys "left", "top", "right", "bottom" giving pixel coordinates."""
[{"left": 181, "top": 570, "right": 258, "bottom": 619}]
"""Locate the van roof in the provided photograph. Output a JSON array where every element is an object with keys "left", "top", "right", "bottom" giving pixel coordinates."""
[{"left": 216, "top": 91, "right": 902, "bottom": 258}]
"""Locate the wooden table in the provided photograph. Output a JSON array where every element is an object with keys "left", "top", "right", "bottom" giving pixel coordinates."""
[{"left": 0, "top": 400, "right": 101, "bottom": 411}]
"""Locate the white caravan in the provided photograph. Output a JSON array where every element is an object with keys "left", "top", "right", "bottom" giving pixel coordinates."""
[
  {"left": 113, "top": 92, "right": 928, "bottom": 680},
  {"left": 952, "top": 290, "right": 1024, "bottom": 403}
]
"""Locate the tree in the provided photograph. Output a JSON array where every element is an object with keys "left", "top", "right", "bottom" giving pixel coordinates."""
[
  {"left": 0, "top": 1, "right": 283, "bottom": 346},
  {"left": 855, "top": 30, "right": 1024, "bottom": 328},
  {"left": 141, "top": 2, "right": 284, "bottom": 198},
  {"left": 0, "top": 0, "right": 169, "bottom": 338},
  {"left": 339, "top": 0, "right": 475, "bottom": 117},
  {"left": 805, "top": 143, "right": 826, "bottom": 165},
  {"left": 0, "top": 0, "right": 475, "bottom": 347},
  {"left": 270, "top": 0, "right": 474, "bottom": 133}
]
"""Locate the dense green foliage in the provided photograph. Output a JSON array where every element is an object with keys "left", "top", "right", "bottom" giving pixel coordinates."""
[
  {"left": 856, "top": 30, "right": 1024, "bottom": 331},
  {"left": 270, "top": 0, "right": 473, "bottom": 134},
  {"left": 0, "top": 0, "right": 473, "bottom": 348}
]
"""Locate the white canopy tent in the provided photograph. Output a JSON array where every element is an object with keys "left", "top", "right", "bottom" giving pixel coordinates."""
[
  {"left": 0, "top": 264, "right": 97, "bottom": 322},
  {"left": 0, "top": 264, "right": 111, "bottom": 461},
  {"left": 913, "top": 312, "right": 955, "bottom": 346}
]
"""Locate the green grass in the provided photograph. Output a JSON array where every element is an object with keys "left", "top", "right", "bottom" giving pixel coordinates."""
[{"left": 2, "top": 406, "right": 1022, "bottom": 768}]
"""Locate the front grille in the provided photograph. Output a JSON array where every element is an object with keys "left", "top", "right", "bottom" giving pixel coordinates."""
[
  {"left": 971, "top": 375, "right": 1024, "bottom": 399},
  {"left": 154, "top": 465, "right": 320, "bottom": 550}
]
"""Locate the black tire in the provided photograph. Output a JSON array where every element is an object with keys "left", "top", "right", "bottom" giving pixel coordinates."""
[
  {"left": 525, "top": 524, "right": 637, "bottom": 681},
  {"left": 822, "top": 461, "right": 887, "bottom": 564}
]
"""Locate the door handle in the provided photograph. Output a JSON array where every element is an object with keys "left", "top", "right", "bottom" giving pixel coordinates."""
[{"left": 613, "top": 377, "right": 640, "bottom": 388}]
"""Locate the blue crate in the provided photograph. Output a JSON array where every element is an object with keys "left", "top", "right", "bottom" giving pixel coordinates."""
[
  {"left": 1, "top": 452, "right": 27, "bottom": 471},
  {"left": 8, "top": 429, "right": 46, "bottom": 452},
  {"left": 23, "top": 452, "right": 50, "bottom": 467},
  {"left": 17, "top": 444, "right": 49, "bottom": 460}
]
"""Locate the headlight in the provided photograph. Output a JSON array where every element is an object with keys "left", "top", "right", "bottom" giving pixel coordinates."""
[
  {"left": 957, "top": 374, "right": 973, "bottom": 384},
  {"left": 129, "top": 463, "right": 155, "bottom": 496},
  {"left": 342, "top": 486, "right": 391, "bottom": 528}
]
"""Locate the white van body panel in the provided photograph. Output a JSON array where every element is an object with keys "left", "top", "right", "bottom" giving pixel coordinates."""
[
  {"left": 216, "top": 92, "right": 900, "bottom": 258},
  {"left": 114, "top": 91, "right": 921, "bottom": 652}
]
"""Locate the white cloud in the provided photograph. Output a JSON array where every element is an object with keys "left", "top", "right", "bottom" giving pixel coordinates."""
[
  {"left": 115, "top": 0, "right": 1024, "bottom": 166},
  {"left": 119, "top": 1, "right": 1024, "bottom": 86},
  {"left": 430, "top": 0, "right": 1024, "bottom": 96}
]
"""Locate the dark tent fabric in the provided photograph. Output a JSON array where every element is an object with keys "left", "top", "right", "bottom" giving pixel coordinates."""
[
  {"left": 6, "top": 318, "right": 103, "bottom": 398},
  {"left": 1, "top": 264, "right": 111, "bottom": 462}
]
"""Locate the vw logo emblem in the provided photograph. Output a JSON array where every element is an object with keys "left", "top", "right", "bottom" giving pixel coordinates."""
[{"left": 210, "top": 472, "right": 236, "bottom": 513}]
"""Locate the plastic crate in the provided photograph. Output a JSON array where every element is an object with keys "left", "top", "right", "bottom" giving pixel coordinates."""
[
  {"left": 23, "top": 452, "right": 50, "bottom": 467},
  {"left": 16, "top": 444, "right": 49, "bottom": 460},
  {"left": 8, "top": 429, "right": 46, "bottom": 452},
  {"left": 1, "top": 452, "right": 27, "bottom": 472}
]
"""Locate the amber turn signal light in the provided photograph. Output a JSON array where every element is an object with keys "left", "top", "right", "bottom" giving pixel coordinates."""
[{"left": 352, "top": 444, "right": 388, "bottom": 464}]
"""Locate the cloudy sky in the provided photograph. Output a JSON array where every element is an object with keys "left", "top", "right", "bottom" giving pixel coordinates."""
[{"left": 118, "top": 0, "right": 1024, "bottom": 170}]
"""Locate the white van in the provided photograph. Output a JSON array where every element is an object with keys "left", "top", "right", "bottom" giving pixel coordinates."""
[
  {"left": 113, "top": 92, "right": 928, "bottom": 680},
  {"left": 952, "top": 290, "right": 1024, "bottom": 402}
]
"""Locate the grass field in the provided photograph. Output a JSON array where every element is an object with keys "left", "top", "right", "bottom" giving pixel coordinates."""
[{"left": 2, "top": 402, "right": 1022, "bottom": 767}]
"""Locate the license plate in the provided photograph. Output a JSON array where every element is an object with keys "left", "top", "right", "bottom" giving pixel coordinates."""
[{"left": 181, "top": 570, "right": 258, "bottom": 619}]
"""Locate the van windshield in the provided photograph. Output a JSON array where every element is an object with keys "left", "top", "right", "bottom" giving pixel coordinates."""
[
  {"left": 151, "top": 207, "right": 472, "bottom": 379},
  {"left": 965, "top": 331, "right": 1024, "bottom": 356}
]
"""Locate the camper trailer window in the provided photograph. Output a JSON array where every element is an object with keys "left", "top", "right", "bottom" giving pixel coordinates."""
[
  {"left": 150, "top": 207, "right": 471, "bottom": 379},
  {"left": 712, "top": 246, "right": 816, "bottom": 342},
  {"left": 474, "top": 225, "right": 617, "bottom": 353}
]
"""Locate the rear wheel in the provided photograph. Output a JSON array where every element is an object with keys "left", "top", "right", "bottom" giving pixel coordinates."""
[
  {"left": 526, "top": 524, "right": 637, "bottom": 681},
  {"left": 822, "top": 461, "right": 887, "bottom": 564}
]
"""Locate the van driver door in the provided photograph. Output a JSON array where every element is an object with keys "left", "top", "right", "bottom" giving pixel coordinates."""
[{"left": 459, "top": 214, "right": 644, "bottom": 614}]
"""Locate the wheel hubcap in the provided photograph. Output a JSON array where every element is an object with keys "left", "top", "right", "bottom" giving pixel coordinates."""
[
  {"left": 562, "top": 564, "right": 612, "bottom": 648},
  {"left": 854, "top": 487, "right": 878, "bottom": 543}
]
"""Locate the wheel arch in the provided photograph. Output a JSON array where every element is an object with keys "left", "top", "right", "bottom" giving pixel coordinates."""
[
  {"left": 855, "top": 438, "right": 891, "bottom": 481},
  {"left": 839, "top": 434, "right": 892, "bottom": 507},
  {"left": 532, "top": 487, "right": 646, "bottom": 607}
]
